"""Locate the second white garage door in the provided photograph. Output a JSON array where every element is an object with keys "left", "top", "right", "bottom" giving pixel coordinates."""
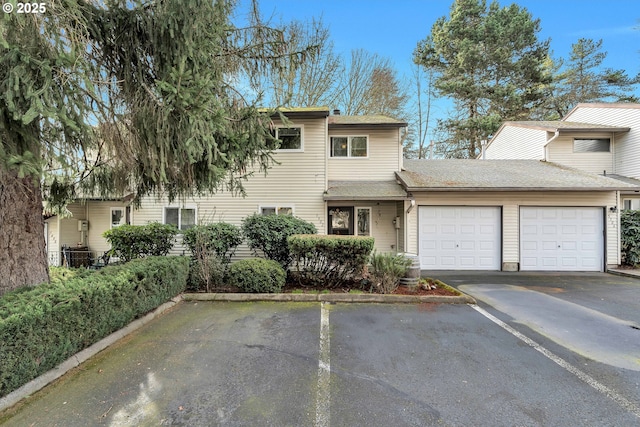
[
  {"left": 419, "top": 206, "right": 501, "bottom": 270},
  {"left": 520, "top": 207, "right": 604, "bottom": 271}
]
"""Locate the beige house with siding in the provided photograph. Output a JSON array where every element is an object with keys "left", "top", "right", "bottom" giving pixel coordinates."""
[
  {"left": 46, "top": 108, "right": 411, "bottom": 265},
  {"left": 46, "top": 103, "right": 639, "bottom": 272}
]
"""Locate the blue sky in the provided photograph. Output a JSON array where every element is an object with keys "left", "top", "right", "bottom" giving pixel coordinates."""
[{"left": 243, "top": 0, "right": 640, "bottom": 115}]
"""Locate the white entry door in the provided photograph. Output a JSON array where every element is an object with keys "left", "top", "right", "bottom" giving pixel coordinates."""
[
  {"left": 418, "top": 206, "right": 501, "bottom": 270},
  {"left": 520, "top": 207, "right": 604, "bottom": 271}
]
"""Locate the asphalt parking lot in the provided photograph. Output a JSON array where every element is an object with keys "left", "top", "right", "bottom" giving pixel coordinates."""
[{"left": 2, "top": 293, "right": 639, "bottom": 426}]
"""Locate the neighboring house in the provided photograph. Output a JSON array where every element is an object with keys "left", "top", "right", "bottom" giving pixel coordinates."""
[
  {"left": 483, "top": 103, "right": 640, "bottom": 209},
  {"left": 46, "top": 107, "right": 411, "bottom": 265},
  {"left": 46, "top": 103, "right": 638, "bottom": 272}
]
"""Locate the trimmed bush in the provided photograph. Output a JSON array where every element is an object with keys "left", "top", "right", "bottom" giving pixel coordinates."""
[
  {"left": 227, "top": 258, "right": 286, "bottom": 293},
  {"left": 103, "top": 223, "right": 178, "bottom": 262},
  {"left": 182, "top": 222, "right": 242, "bottom": 265},
  {"left": 621, "top": 210, "right": 640, "bottom": 266},
  {"left": 242, "top": 214, "right": 317, "bottom": 269},
  {"left": 288, "top": 234, "right": 375, "bottom": 288},
  {"left": 0, "top": 256, "right": 188, "bottom": 398},
  {"left": 368, "top": 252, "right": 413, "bottom": 294}
]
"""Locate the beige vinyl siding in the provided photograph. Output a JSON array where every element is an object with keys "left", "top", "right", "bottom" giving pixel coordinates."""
[
  {"left": 86, "top": 201, "right": 126, "bottom": 253},
  {"left": 565, "top": 105, "right": 640, "bottom": 177},
  {"left": 406, "top": 191, "right": 619, "bottom": 267},
  {"left": 45, "top": 217, "right": 60, "bottom": 265},
  {"left": 327, "top": 128, "right": 399, "bottom": 180},
  {"left": 547, "top": 133, "right": 614, "bottom": 174},
  {"left": 484, "top": 125, "right": 546, "bottom": 159},
  {"left": 58, "top": 203, "right": 86, "bottom": 248},
  {"left": 132, "top": 118, "right": 327, "bottom": 257}
]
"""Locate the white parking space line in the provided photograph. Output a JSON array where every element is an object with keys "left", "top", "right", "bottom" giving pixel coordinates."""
[
  {"left": 315, "top": 302, "right": 331, "bottom": 427},
  {"left": 470, "top": 304, "right": 640, "bottom": 420}
]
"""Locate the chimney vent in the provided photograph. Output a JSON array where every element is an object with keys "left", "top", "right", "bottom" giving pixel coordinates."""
[{"left": 333, "top": 109, "right": 341, "bottom": 115}]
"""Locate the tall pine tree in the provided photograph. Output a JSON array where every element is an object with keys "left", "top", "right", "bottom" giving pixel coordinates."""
[{"left": 414, "top": 0, "right": 549, "bottom": 158}]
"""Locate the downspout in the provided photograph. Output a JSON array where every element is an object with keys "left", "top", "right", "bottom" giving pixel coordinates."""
[
  {"left": 616, "top": 190, "right": 621, "bottom": 267},
  {"left": 543, "top": 130, "right": 560, "bottom": 161},
  {"left": 405, "top": 198, "right": 415, "bottom": 254},
  {"left": 324, "top": 114, "right": 329, "bottom": 234}
]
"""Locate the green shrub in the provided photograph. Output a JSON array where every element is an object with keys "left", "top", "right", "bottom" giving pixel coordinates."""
[
  {"left": 49, "top": 266, "right": 93, "bottom": 284},
  {"left": 103, "top": 223, "right": 178, "bottom": 262},
  {"left": 227, "top": 258, "right": 286, "bottom": 293},
  {"left": 182, "top": 223, "right": 242, "bottom": 265},
  {"left": 242, "top": 214, "right": 317, "bottom": 269},
  {"left": 621, "top": 210, "right": 640, "bottom": 266},
  {"left": 186, "top": 253, "right": 225, "bottom": 292},
  {"left": 0, "top": 256, "right": 188, "bottom": 398},
  {"left": 288, "top": 234, "right": 375, "bottom": 288},
  {"left": 368, "top": 252, "right": 413, "bottom": 294}
]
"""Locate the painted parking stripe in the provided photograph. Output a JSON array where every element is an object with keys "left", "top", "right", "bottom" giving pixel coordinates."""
[
  {"left": 315, "top": 302, "right": 331, "bottom": 427},
  {"left": 470, "top": 304, "right": 640, "bottom": 419}
]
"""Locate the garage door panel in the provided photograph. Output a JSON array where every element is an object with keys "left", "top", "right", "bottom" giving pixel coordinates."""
[
  {"left": 419, "top": 206, "right": 501, "bottom": 270},
  {"left": 520, "top": 207, "right": 603, "bottom": 272}
]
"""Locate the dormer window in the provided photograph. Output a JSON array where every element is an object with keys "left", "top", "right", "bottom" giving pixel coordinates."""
[
  {"left": 573, "top": 138, "right": 610, "bottom": 153},
  {"left": 330, "top": 136, "right": 368, "bottom": 158}
]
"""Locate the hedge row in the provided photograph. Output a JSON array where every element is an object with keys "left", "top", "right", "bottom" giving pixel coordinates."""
[
  {"left": 289, "top": 234, "right": 375, "bottom": 288},
  {"left": 0, "top": 256, "right": 189, "bottom": 398}
]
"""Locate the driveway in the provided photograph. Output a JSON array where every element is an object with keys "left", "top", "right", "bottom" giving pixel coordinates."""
[{"left": 2, "top": 299, "right": 640, "bottom": 426}]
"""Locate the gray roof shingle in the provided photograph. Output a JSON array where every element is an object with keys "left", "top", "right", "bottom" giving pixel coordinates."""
[
  {"left": 397, "top": 159, "right": 640, "bottom": 191},
  {"left": 325, "top": 180, "right": 408, "bottom": 200}
]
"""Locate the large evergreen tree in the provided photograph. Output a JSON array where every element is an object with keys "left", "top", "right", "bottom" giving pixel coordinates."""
[
  {"left": 414, "top": 0, "right": 549, "bottom": 158},
  {"left": 0, "top": 0, "right": 314, "bottom": 293},
  {"left": 535, "top": 38, "right": 639, "bottom": 120}
]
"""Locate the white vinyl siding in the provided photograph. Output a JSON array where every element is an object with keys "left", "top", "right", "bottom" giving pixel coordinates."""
[
  {"left": 483, "top": 125, "right": 547, "bottom": 159},
  {"left": 566, "top": 105, "right": 640, "bottom": 179},
  {"left": 328, "top": 128, "right": 400, "bottom": 180},
  {"left": 406, "top": 191, "right": 619, "bottom": 268},
  {"left": 547, "top": 133, "right": 614, "bottom": 174}
]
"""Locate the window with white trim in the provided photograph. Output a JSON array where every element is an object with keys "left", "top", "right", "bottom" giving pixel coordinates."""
[
  {"left": 573, "top": 138, "right": 610, "bottom": 153},
  {"left": 260, "top": 205, "right": 294, "bottom": 216},
  {"left": 275, "top": 126, "right": 302, "bottom": 150},
  {"left": 110, "top": 207, "right": 126, "bottom": 228},
  {"left": 164, "top": 207, "right": 196, "bottom": 230},
  {"left": 330, "top": 136, "right": 368, "bottom": 157}
]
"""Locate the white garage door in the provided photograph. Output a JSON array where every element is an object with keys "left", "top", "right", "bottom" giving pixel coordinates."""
[
  {"left": 419, "top": 206, "right": 501, "bottom": 270},
  {"left": 520, "top": 207, "right": 604, "bottom": 271}
]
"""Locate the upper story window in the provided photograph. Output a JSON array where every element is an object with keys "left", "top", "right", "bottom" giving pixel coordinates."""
[
  {"left": 260, "top": 205, "right": 294, "bottom": 216},
  {"left": 573, "top": 138, "right": 610, "bottom": 153},
  {"left": 164, "top": 207, "right": 196, "bottom": 231},
  {"left": 275, "top": 127, "right": 302, "bottom": 151},
  {"left": 330, "top": 136, "right": 368, "bottom": 158}
]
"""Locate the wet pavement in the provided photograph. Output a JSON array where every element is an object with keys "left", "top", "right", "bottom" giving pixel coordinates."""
[{"left": 2, "top": 297, "right": 640, "bottom": 426}]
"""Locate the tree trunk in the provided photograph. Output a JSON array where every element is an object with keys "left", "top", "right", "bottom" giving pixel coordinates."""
[{"left": 0, "top": 167, "right": 49, "bottom": 295}]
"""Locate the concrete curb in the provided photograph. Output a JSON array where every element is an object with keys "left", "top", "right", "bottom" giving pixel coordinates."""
[
  {"left": 0, "top": 296, "right": 183, "bottom": 413},
  {"left": 607, "top": 269, "right": 640, "bottom": 279},
  {"left": 182, "top": 292, "right": 476, "bottom": 305}
]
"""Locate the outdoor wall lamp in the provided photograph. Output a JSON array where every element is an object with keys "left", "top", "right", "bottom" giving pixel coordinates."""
[{"left": 609, "top": 206, "right": 618, "bottom": 213}]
